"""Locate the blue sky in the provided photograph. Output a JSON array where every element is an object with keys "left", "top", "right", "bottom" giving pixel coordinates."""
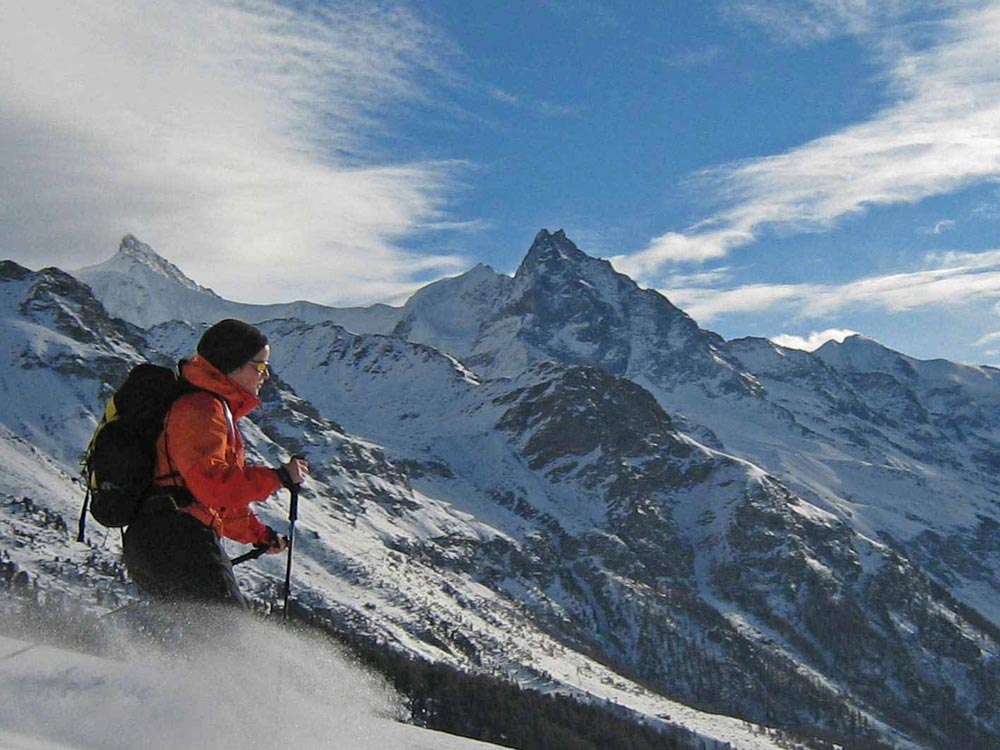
[{"left": 3, "top": 1, "right": 1000, "bottom": 365}]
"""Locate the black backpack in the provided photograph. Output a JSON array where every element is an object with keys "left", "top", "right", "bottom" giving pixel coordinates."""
[{"left": 77, "top": 363, "right": 187, "bottom": 541}]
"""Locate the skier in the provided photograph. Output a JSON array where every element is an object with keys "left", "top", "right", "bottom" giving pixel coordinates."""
[{"left": 122, "top": 319, "right": 309, "bottom": 608}]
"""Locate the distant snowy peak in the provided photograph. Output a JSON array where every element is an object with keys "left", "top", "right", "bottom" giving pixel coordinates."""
[
  {"left": 73, "top": 235, "right": 227, "bottom": 328},
  {"left": 392, "top": 263, "right": 511, "bottom": 358},
  {"left": 506, "top": 229, "right": 758, "bottom": 395},
  {"left": 514, "top": 228, "right": 592, "bottom": 277},
  {"left": 814, "top": 334, "right": 914, "bottom": 377},
  {"left": 71, "top": 235, "right": 400, "bottom": 332},
  {"left": 384, "top": 228, "right": 758, "bottom": 398},
  {"left": 817, "top": 332, "right": 1000, "bottom": 405},
  {"left": 507, "top": 228, "right": 710, "bottom": 340},
  {"left": 92, "top": 234, "right": 216, "bottom": 296},
  {"left": 513, "top": 229, "right": 632, "bottom": 310}
]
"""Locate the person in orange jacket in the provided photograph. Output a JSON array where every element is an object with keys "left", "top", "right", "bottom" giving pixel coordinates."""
[{"left": 123, "top": 319, "right": 309, "bottom": 608}]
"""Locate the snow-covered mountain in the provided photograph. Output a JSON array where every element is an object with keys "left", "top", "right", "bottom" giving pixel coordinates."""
[
  {"left": 75, "top": 234, "right": 400, "bottom": 332},
  {"left": 393, "top": 229, "right": 758, "bottom": 398},
  {"left": 390, "top": 230, "right": 1000, "bottom": 622},
  {"left": 4, "top": 232, "right": 1000, "bottom": 750},
  {"left": 0, "top": 258, "right": 800, "bottom": 750}
]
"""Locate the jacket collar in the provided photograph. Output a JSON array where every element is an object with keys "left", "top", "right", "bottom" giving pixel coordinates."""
[{"left": 181, "top": 355, "right": 260, "bottom": 420}]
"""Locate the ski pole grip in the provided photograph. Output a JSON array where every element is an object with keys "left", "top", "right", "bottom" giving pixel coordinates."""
[
  {"left": 275, "top": 465, "right": 298, "bottom": 492},
  {"left": 276, "top": 455, "right": 307, "bottom": 492},
  {"left": 231, "top": 546, "right": 268, "bottom": 566}
]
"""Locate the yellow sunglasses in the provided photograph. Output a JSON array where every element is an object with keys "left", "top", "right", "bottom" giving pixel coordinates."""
[{"left": 248, "top": 360, "right": 270, "bottom": 375}]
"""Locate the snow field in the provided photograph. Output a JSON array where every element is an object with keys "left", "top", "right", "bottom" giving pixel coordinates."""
[{"left": 0, "top": 612, "right": 501, "bottom": 750}]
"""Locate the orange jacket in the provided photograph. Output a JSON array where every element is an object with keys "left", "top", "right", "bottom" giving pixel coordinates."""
[{"left": 153, "top": 355, "right": 281, "bottom": 545}]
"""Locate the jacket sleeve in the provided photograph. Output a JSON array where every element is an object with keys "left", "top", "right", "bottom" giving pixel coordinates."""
[
  {"left": 216, "top": 507, "right": 275, "bottom": 546},
  {"left": 165, "top": 393, "right": 282, "bottom": 543}
]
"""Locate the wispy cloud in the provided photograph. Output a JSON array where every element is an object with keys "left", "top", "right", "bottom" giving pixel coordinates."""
[
  {"left": 489, "top": 88, "right": 522, "bottom": 107},
  {"left": 722, "top": 0, "right": 961, "bottom": 45},
  {"left": 615, "top": 1, "right": 1000, "bottom": 281},
  {"left": 771, "top": 329, "right": 861, "bottom": 351},
  {"left": 975, "top": 330, "right": 1000, "bottom": 347},
  {"left": 666, "top": 282, "right": 819, "bottom": 321},
  {"left": 487, "top": 86, "right": 579, "bottom": 119},
  {"left": 664, "top": 247, "right": 1000, "bottom": 321},
  {"left": 0, "top": 0, "right": 469, "bottom": 305},
  {"left": 921, "top": 219, "right": 957, "bottom": 235},
  {"left": 975, "top": 329, "right": 1000, "bottom": 361}
]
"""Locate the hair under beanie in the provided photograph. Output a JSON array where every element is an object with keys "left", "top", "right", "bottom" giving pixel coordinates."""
[{"left": 197, "top": 319, "right": 269, "bottom": 374}]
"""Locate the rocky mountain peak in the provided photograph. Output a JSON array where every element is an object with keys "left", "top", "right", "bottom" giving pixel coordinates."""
[
  {"left": 111, "top": 234, "right": 205, "bottom": 292},
  {"left": 515, "top": 228, "right": 595, "bottom": 279},
  {"left": 72, "top": 235, "right": 230, "bottom": 328},
  {"left": 118, "top": 233, "right": 154, "bottom": 259},
  {"left": 0, "top": 260, "right": 33, "bottom": 282}
]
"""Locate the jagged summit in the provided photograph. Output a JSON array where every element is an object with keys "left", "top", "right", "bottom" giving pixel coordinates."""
[
  {"left": 73, "top": 235, "right": 227, "bottom": 328},
  {"left": 103, "top": 234, "right": 208, "bottom": 294},
  {"left": 118, "top": 233, "right": 156, "bottom": 258},
  {"left": 0, "top": 260, "right": 33, "bottom": 282},
  {"left": 386, "top": 228, "right": 758, "bottom": 395},
  {"left": 516, "top": 228, "right": 601, "bottom": 279}
]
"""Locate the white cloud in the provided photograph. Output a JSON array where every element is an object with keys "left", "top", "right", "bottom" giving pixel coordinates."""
[
  {"left": 974, "top": 330, "right": 1000, "bottom": 347},
  {"left": 923, "top": 219, "right": 957, "bottom": 235},
  {"left": 724, "top": 1, "right": 964, "bottom": 45},
  {"left": 621, "top": 1, "right": 1000, "bottom": 277},
  {"left": 925, "top": 248, "right": 1000, "bottom": 269},
  {"left": 0, "top": 0, "right": 468, "bottom": 305},
  {"left": 771, "top": 329, "right": 861, "bottom": 351},
  {"left": 664, "top": 282, "right": 816, "bottom": 320},
  {"left": 662, "top": 267, "right": 734, "bottom": 287},
  {"left": 808, "top": 256, "right": 1000, "bottom": 315},
  {"left": 611, "top": 228, "right": 750, "bottom": 279},
  {"left": 663, "top": 247, "right": 1000, "bottom": 321}
]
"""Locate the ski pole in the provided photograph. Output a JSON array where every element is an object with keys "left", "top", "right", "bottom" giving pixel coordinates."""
[
  {"left": 282, "top": 480, "right": 300, "bottom": 621},
  {"left": 230, "top": 547, "right": 268, "bottom": 566}
]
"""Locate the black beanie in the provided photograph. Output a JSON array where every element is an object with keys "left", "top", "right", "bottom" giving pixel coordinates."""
[{"left": 197, "top": 319, "right": 268, "bottom": 374}]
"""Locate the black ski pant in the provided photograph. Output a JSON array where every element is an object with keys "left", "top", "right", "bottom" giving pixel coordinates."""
[{"left": 123, "top": 496, "right": 247, "bottom": 609}]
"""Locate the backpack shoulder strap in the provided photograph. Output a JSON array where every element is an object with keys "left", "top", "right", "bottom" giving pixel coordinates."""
[{"left": 218, "top": 397, "right": 236, "bottom": 445}]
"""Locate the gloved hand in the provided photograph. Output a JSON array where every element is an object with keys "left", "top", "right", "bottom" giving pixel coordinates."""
[
  {"left": 259, "top": 527, "right": 289, "bottom": 555},
  {"left": 275, "top": 456, "right": 309, "bottom": 490}
]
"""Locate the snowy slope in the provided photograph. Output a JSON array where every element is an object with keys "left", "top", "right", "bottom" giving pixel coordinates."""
[
  {"left": 250, "top": 319, "right": 995, "bottom": 750},
  {"left": 383, "top": 231, "right": 1000, "bottom": 630},
  {"left": 0, "top": 262, "right": 816, "bottom": 750},
  {"left": 5, "top": 234, "right": 1000, "bottom": 748},
  {"left": 0, "top": 629, "right": 506, "bottom": 750}
]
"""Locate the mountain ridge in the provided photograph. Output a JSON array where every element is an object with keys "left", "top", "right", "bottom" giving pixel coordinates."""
[
  {"left": 74, "top": 234, "right": 402, "bottom": 332},
  {"left": 4, "top": 231, "right": 1000, "bottom": 749}
]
